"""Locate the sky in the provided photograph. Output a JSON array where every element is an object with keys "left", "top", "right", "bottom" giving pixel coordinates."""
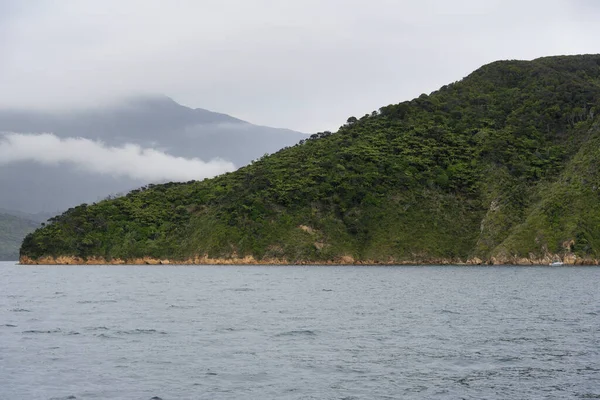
[{"left": 1, "top": 0, "right": 599, "bottom": 133}]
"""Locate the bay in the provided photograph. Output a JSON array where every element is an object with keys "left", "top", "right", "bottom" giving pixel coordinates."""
[{"left": 1, "top": 261, "right": 599, "bottom": 399}]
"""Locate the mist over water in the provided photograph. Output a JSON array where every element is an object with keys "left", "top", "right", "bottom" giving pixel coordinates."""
[{"left": 1, "top": 262, "right": 599, "bottom": 399}]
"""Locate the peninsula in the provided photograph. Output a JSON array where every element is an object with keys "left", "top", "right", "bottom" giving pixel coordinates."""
[{"left": 21, "top": 55, "right": 600, "bottom": 265}]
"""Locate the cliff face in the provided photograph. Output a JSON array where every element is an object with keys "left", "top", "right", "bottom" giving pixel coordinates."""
[{"left": 20, "top": 54, "right": 600, "bottom": 265}]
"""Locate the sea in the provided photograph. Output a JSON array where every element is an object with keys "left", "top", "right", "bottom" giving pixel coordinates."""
[{"left": 1, "top": 261, "right": 599, "bottom": 399}]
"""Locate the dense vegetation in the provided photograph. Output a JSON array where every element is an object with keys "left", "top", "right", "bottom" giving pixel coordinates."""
[
  {"left": 1, "top": 213, "right": 39, "bottom": 260},
  {"left": 21, "top": 54, "right": 600, "bottom": 263}
]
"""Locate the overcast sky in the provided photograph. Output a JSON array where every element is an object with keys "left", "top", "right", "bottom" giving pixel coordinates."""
[{"left": 1, "top": 0, "right": 599, "bottom": 132}]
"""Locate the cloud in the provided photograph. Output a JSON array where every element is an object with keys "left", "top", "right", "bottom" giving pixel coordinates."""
[{"left": 0, "top": 133, "right": 235, "bottom": 182}]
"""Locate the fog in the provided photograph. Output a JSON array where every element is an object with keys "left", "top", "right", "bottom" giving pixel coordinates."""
[{"left": 1, "top": 0, "right": 599, "bottom": 132}]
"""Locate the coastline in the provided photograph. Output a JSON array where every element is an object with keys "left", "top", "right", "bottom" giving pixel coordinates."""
[{"left": 19, "top": 254, "right": 600, "bottom": 266}]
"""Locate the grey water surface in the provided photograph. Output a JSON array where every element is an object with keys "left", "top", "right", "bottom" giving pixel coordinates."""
[{"left": 1, "top": 261, "right": 599, "bottom": 399}]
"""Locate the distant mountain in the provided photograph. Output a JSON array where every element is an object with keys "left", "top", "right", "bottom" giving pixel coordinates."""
[
  {"left": 0, "top": 95, "right": 307, "bottom": 213},
  {"left": 0, "top": 213, "right": 39, "bottom": 260},
  {"left": 0, "top": 208, "right": 55, "bottom": 223}
]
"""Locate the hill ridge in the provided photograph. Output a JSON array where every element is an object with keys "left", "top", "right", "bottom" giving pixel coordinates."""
[
  {"left": 0, "top": 94, "right": 307, "bottom": 214},
  {"left": 20, "top": 54, "right": 600, "bottom": 265}
]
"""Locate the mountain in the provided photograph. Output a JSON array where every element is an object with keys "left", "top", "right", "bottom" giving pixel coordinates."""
[
  {"left": 20, "top": 54, "right": 600, "bottom": 265},
  {"left": 0, "top": 213, "right": 39, "bottom": 260},
  {"left": 0, "top": 208, "right": 55, "bottom": 223},
  {"left": 0, "top": 95, "right": 306, "bottom": 213}
]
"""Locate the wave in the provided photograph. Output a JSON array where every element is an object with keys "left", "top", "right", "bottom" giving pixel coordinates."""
[
  {"left": 76, "top": 300, "right": 118, "bottom": 304},
  {"left": 275, "top": 330, "right": 317, "bottom": 337},
  {"left": 85, "top": 326, "right": 110, "bottom": 331},
  {"left": 438, "top": 309, "right": 460, "bottom": 314},
  {"left": 116, "top": 329, "right": 167, "bottom": 335},
  {"left": 23, "top": 329, "right": 62, "bottom": 334}
]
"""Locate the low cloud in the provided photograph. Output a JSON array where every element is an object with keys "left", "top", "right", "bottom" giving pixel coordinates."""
[{"left": 0, "top": 133, "right": 235, "bottom": 182}]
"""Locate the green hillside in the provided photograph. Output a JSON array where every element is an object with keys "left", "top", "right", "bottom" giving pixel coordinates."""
[
  {"left": 1, "top": 213, "right": 39, "bottom": 261},
  {"left": 20, "top": 54, "right": 600, "bottom": 264}
]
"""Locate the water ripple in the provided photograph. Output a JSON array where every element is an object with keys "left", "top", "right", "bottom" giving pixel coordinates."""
[
  {"left": 76, "top": 300, "right": 118, "bottom": 304},
  {"left": 116, "top": 329, "right": 167, "bottom": 335},
  {"left": 2, "top": 262, "right": 599, "bottom": 399},
  {"left": 23, "top": 329, "right": 62, "bottom": 334},
  {"left": 275, "top": 330, "right": 318, "bottom": 337}
]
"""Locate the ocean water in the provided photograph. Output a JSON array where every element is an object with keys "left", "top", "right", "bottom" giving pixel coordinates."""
[{"left": 0, "top": 262, "right": 599, "bottom": 400}]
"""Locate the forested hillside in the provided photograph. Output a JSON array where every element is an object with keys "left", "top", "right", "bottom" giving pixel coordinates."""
[{"left": 21, "top": 55, "right": 600, "bottom": 264}]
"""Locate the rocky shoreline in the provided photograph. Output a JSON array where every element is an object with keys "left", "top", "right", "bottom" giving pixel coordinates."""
[{"left": 19, "top": 254, "right": 600, "bottom": 266}]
